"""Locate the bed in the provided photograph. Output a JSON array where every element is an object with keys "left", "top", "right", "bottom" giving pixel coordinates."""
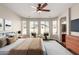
[{"left": 0, "top": 38, "right": 45, "bottom": 55}]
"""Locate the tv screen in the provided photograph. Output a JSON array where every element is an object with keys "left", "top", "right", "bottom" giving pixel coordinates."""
[{"left": 71, "top": 18, "right": 79, "bottom": 32}]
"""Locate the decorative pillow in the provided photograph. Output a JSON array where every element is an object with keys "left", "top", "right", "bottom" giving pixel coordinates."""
[
  {"left": 7, "top": 36, "right": 17, "bottom": 44},
  {"left": 0, "top": 38, "right": 7, "bottom": 48}
]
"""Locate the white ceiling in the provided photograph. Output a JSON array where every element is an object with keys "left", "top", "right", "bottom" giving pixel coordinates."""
[{"left": 2, "top": 3, "right": 74, "bottom": 18}]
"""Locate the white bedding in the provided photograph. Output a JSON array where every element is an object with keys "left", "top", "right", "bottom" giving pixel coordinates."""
[
  {"left": 0, "top": 39, "right": 25, "bottom": 55},
  {"left": 44, "top": 41, "right": 73, "bottom": 55}
]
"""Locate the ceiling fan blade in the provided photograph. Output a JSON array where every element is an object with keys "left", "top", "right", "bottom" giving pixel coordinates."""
[
  {"left": 41, "top": 3, "right": 48, "bottom": 9},
  {"left": 31, "top": 6, "right": 36, "bottom": 9},
  {"left": 41, "top": 9, "right": 50, "bottom": 12},
  {"left": 38, "top": 3, "right": 41, "bottom": 8},
  {"left": 37, "top": 3, "right": 42, "bottom": 11}
]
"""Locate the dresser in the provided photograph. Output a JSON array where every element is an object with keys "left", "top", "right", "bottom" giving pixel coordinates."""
[{"left": 66, "top": 35, "right": 79, "bottom": 54}]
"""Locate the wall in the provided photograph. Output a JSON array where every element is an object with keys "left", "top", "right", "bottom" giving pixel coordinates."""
[
  {"left": 71, "top": 5, "right": 79, "bottom": 20},
  {"left": 0, "top": 5, "right": 21, "bottom": 33}
]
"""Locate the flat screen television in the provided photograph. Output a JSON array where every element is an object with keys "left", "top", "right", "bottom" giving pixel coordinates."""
[{"left": 71, "top": 18, "right": 79, "bottom": 32}]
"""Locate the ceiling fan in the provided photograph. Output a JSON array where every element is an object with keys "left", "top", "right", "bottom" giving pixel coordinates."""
[{"left": 32, "top": 3, "right": 50, "bottom": 13}]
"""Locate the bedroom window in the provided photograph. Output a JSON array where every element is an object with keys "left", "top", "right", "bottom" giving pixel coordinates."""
[
  {"left": 40, "top": 21, "right": 49, "bottom": 35},
  {"left": 22, "top": 20, "right": 27, "bottom": 35},
  {"left": 30, "top": 21, "right": 38, "bottom": 36},
  {"left": 52, "top": 20, "right": 57, "bottom": 35}
]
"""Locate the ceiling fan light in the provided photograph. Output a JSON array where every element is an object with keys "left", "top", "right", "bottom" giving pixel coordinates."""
[{"left": 37, "top": 11, "right": 42, "bottom": 13}]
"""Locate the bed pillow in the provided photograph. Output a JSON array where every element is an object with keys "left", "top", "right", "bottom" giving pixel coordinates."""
[
  {"left": 7, "top": 36, "right": 17, "bottom": 44},
  {"left": 0, "top": 38, "right": 7, "bottom": 48}
]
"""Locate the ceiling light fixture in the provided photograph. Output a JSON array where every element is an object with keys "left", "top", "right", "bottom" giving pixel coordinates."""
[{"left": 37, "top": 11, "right": 42, "bottom": 13}]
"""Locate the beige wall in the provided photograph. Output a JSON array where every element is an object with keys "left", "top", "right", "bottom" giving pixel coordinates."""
[
  {"left": 71, "top": 5, "right": 79, "bottom": 20},
  {"left": 0, "top": 5, "right": 21, "bottom": 32}
]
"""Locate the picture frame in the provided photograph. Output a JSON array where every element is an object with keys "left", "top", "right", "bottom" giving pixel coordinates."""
[{"left": 5, "top": 19, "right": 12, "bottom": 31}]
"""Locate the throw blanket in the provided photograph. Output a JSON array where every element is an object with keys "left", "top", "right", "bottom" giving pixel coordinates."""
[{"left": 9, "top": 38, "right": 43, "bottom": 55}]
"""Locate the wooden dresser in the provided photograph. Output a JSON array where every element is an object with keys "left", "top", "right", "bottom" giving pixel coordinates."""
[{"left": 66, "top": 35, "right": 79, "bottom": 54}]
